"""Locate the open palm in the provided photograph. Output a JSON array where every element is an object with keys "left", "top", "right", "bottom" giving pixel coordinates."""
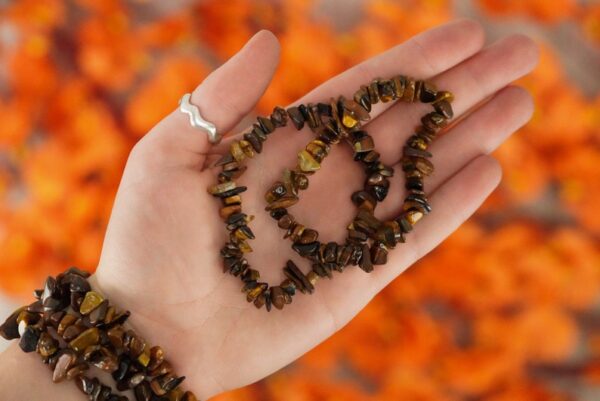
[{"left": 94, "top": 21, "right": 538, "bottom": 399}]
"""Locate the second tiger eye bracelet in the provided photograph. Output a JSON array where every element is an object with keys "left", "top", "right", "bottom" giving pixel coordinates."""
[{"left": 208, "top": 75, "right": 454, "bottom": 311}]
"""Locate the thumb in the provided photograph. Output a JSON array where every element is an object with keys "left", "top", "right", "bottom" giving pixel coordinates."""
[{"left": 134, "top": 30, "right": 280, "bottom": 168}]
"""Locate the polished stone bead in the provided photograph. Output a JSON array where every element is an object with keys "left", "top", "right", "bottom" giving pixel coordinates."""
[
  {"left": 420, "top": 81, "right": 437, "bottom": 103},
  {"left": 298, "top": 149, "right": 320, "bottom": 172},
  {"left": 351, "top": 191, "right": 377, "bottom": 211},
  {"left": 151, "top": 375, "right": 186, "bottom": 396},
  {"left": 66, "top": 363, "right": 89, "bottom": 380},
  {"left": 292, "top": 241, "right": 320, "bottom": 257},
  {"left": 112, "top": 355, "right": 132, "bottom": 382},
  {"left": 306, "top": 141, "right": 328, "bottom": 162},
  {"left": 224, "top": 195, "right": 241, "bottom": 206},
  {"left": 258, "top": 116, "right": 274, "bottom": 134},
  {"left": 397, "top": 216, "right": 413, "bottom": 233},
  {"left": 239, "top": 140, "right": 255, "bottom": 158},
  {"left": 403, "top": 78, "right": 416, "bottom": 102},
  {"left": 434, "top": 90, "right": 454, "bottom": 103},
  {"left": 243, "top": 132, "right": 263, "bottom": 153},
  {"left": 434, "top": 99, "right": 454, "bottom": 119},
  {"left": 368, "top": 80, "right": 380, "bottom": 103},
  {"left": 371, "top": 183, "right": 389, "bottom": 201},
  {"left": 67, "top": 274, "right": 91, "bottom": 293},
  {"left": 405, "top": 176, "right": 424, "bottom": 191},
  {"left": 392, "top": 75, "right": 406, "bottom": 98},
  {"left": 230, "top": 141, "right": 246, "bottom": 162},
  {"left": 265, "top": 182, "right": 287, "bottom": 204},
  {"left": 70, "top": 327, "right": 100, "bottom": 352},
  {"left": 312, "top": 263, "right": 332, "bottom": 279},
  {"left": 378, "top": 79, "right": 395, "bottom": 102},
  {"left": 403, "top": 146, "right": 432, "bottom": 159},
  {"left": 266, "top": 195, "right": 299, "bottom": 211},
  {"left": 284, "top": 260, "right": 314, "bottom": 294},
  {"left": 337, "top": 245, "right": 354, "bottom": 266},
  {"left": 270, "top": 286, "right": 286, "bottom": 310},
  {"left": 358, "top": 244, "right": 374, "bottom": 272},
  {"left": 407, "top": 135, "right": 428, "bottom": 150},
  {"left": 80, "top": 291, "right": 105, "bottom": 315},
  {"left": 0, "top": 307, "right": 23, "bottom": 340},
  {"left": 353, "top": 87, "right": 372, "bottom": 112},
  {"left": 19, "top": 326, "right": 40, "bottom": 353},
  {"left": 298, "top": 228, "right": 319, "bottom": 244},
  {"left": 414, "top": 157, "right": 435, "bottom": 175},
  {"left": 53, "top": 350, "right": 76, "bottom": 382},
  {"left": 371, "top": 242, "right": 388, "bottom": 265},
  {"left": 75, "top": 375, "right": 98, "bottom": 395},
  {"left": 134, "top": 381, "right": 153, "bottom": 401},
  {"left": 57, "top": 314, "right": 77, "bottom": 336},
  {"left": 220, "top": 205, "right": 242, "bottom": 220},
  {"left": 37, "top": 332, "right": 58, "bottom": 357},
  {"left": 89, "top": 299, "right": 108, "bottom": 326},
  {"left": 150, "top": 360, "right": 173, "bottom": 377},
  {"left": 405, "top": 210, "right": 424, "bottom": 225},
  {"left": 422, "top": 112, "right": 447, "bottom": 130},
  {"left": 353, "top": 135, "right": 374, "bottom": 153},
  {"left": 245, "top": 282, "right": 268, "bottom": 302},
  {"left": 414, "top": 80, "right": 423, "bottom": 101},
  {"left": 271, "top": 106, "right": 288, "bottom": 127},
  {"left": 287, "top": 106, "right": 305, "bottom": 130}
]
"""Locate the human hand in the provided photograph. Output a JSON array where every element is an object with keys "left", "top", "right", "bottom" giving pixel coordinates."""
[{"left": 93, "top": 20, "right": 539, "bottom": 399}]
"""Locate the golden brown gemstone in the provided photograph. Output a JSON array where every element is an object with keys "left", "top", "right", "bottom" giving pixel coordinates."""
[
  {"left": 434, "top": 90, "right": 454, "bottom": 103},
  {"left": 406, "top": 169, "right": 423, "bottom": 179},
  {"left": 208, "top": 181, "right": 235, "bottom": 195},
  {"left": 37, "top": 332, "right": 58, "bottom": 357},
  {"left": 53, "top": 351, "right": 76, "bottom": 383},
  {"left": 79, "top": 291, "right": 104, "bottom": 315},
  {"left": 298, "top": 150, "right": 320, "bottom": 172},
  {"left": 306, "top": 271, "right": 319, "bottom": 286},
  {"left": 266, "top": 195, "right": 299, "bottom": 210},
  {"left": 69, "top": 327, "right": 100, "bottom": 352},
  {"left": 354, "top": 136, "right": 374, "bottom": 153},
  {"left": 237, "top": 239, "right": 253, "bottom": 253},
  {"left": 434, "top": 99, "right": 454, "bottom": 119},
  {"left": 224, "top": 195, "right": 241, "bottom": 206},
  {"left": 298, "top": 229, "right": 319, "bottom": 244},
  {"left": 277, "top": 214, "right": 295, "bottom": 229},
  {"left": 246, "top": 283, "right": 267, "bottom": 302},
  {"left": 306, "top": 141, "right": 327, "bottom": 161},
  {"left": 230, "top": 141, "right": 246, "bottom": 162},
  {"left": 368, "top": 80, "right": 380, "bottom": 103},
  {"left": 57, "top": 314, "right": 76, "bottom": 336},
  {"left": 168, "top": 388, "right": 184, "bottom": 401},
  {"left": 150, "top": 361, "right": 173, "bottom": 377},
  {"left": 265, "top": 181, "right": 287, "bottom": 203},
  {"left": 62, "top": 324, "right": 83, "bottom": 342},
  {"left": 148, "top": 346, "right": 165, "bottom": 371},
  {"left": 406, "top": 210, "right": 424, "bottom": 225},
  {"left": 413, "top": 80, "right": 423, "bottom": 101},
  {"left": 138, "top": 348, "right": 151, "bottom": 367},
  {"left": 392, "top": 75, "right": 405, "bottom": 98},
  {"left": 239, "top": 140, "right": 255, "bottom": 158},
  {"left": 66, "top": 364, "right": 89, "bottom": 380},
  {"left": 342, "top": 110, "right": 359, "bottom": 128},
  {"left": 270, "top": 286, "right": 286, "bottom": 310},
  {"left": 220, "top": 205, "right": 242, "bottom": 220},
  {"left": 104, "top": 306, "right": 115, "bottom": 323},
  {"left": 287, "top": 224, "right": 305, "bottom": 241},
  {"left": 403, "top": 78, "right": 416, "bottom": 102},
  {"left": 371, "top": 242, "right": 388, "bottom": 265},
  {"left": 414, "top": 158, "right": 434, "bottom": 175},
  {"left": 419, "top": 81, "right": 437, "bottom": 103},
  {"left": 107, "top": 326, "right": 125, "bottom": 349},
  {"left": 294, "top": 173, "right": 309, "bottom": 190}
]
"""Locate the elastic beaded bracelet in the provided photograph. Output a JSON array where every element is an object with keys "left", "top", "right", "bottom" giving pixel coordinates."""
[
  {"left": 209, "top": 75, "right": 454, "bottom": 312},
  {"left": 0, "top": 267, "right": 197, "bottom": 401}
]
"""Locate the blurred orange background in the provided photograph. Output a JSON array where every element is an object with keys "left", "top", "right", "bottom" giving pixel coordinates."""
[{"left": 1, "top": 0, "right": 600, "bottom": 400}]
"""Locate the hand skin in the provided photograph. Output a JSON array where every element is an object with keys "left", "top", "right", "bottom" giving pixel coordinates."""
[{"left": 0, "top": 20, "right": 538, "bottom": 400}]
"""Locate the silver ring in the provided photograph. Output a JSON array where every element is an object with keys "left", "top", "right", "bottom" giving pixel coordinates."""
[{"left": 178, "top": 93, "right": 221, "bottom": 144}]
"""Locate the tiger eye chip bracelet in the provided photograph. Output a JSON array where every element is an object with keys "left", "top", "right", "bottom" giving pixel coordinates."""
[
  {"left": 209, "top": 75, "right": 454, "bottom": 311},
  {"left": 0, "top": 267, "right": 198, "bottom": 401}
]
